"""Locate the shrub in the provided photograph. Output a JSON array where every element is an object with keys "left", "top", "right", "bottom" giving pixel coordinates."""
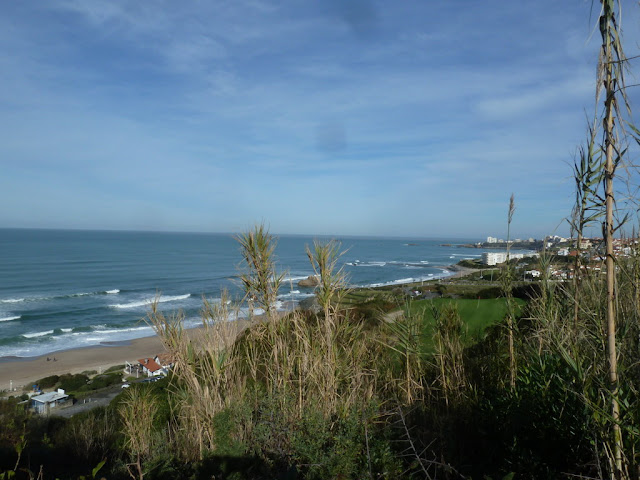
[
  {"left": 84, "top": 373, "right": 121, "bottom": 391},
  {"left": 58, "top": 374, "right": 88, "bottom": 392},
  {"left": 35, "top": 375, "right": 59, "bottom": 389},
  {"left": 104, "top": 364, "right": 125, "bottom": 374},
  {"left": 457, "top": 259, "right": 485, "bottom": 269}
]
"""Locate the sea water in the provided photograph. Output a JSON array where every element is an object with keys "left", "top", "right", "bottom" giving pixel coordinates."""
[{"left": 0, "top": 228, "right": 493, "bottom": 358}]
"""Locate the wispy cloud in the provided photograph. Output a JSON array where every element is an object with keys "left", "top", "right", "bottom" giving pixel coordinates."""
[{"left": 0, "top": 0, "right": 632, "bottom": 238}]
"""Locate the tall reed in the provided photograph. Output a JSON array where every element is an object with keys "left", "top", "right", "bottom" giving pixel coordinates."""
[
  {"left": 431, "top": 302, "right": 466, "bottom": 408},
  {"left": 147, "top": 293, "right": 244, "bottom": 459}
]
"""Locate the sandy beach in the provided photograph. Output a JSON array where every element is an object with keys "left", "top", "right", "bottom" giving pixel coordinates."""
[{"left": 0, "top": 334, "right": 166, "bottom": 393}]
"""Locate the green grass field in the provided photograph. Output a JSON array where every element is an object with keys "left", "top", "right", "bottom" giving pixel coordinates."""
[{"left": 410, "top": 297, "right": 526, "bottom": 343}]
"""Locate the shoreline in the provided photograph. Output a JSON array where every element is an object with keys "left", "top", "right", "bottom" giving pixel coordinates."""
[
  {"left": 0, "top": 334, "right": 166, "bottom": 393},
  {"left": 0, "top": 265, "right": 476, "bottom": 394}
]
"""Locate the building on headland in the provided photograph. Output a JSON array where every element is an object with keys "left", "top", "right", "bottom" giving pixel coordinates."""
[
  {"left": 483, "top": 236, "right": 541, "bottom": 248},
  {"left": 482, "top": 252, "right": 508, "bottom": 265},
  {"left": 482, "top": 251, "right": 538, "bottom": 266}
]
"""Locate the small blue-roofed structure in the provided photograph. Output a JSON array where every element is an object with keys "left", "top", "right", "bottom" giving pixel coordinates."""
[{"left": 31, "top": 389, "right": 69, "bottom": 414}]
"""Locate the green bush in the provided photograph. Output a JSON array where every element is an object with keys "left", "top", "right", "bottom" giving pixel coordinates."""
[
  {"left": 104, "top": 364, "right": 125, "bottom": 374},
  {"left": 58, "top": 374, "right": 88, "bottom": 392},
  {"left": 471, "top": 354, "right": 594, "bottom": 478},
  {"left": 457, "top": 259, "right": 485, "bottom": 269},
  {"left": 35, "top": 375, "right": 59, "bottom": 389},
  {"left": 77, "top": 373, "right": 121, "bottom": 392}
]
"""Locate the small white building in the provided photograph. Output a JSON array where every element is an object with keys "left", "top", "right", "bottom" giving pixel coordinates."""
[
  {"left": 138, "top": 357, "right": 164, "bottom": 377},
  {"left": 31, "top": 389, "right": 69, "bottom": 414},
  {"left": 138, "top": 353, "right": 175, "bottom": 377},
  {"left": 579, "top": 239, "right": 592, "bottom": 249}
]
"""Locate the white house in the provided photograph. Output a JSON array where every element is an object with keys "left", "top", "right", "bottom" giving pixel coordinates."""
[{"left": 138, "top": 357, "right": 164, "bottom": 377}]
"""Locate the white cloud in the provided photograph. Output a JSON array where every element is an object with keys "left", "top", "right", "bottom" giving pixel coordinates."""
[{"left": 0, "top": 1, "right": 627, "bottom": 237}]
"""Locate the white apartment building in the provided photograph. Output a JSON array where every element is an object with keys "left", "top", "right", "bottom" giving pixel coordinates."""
[
  {"left": 482, "top": 251, "right": 538, "bottom": 266},
  {"left": 482, "top": 252, "right": 508, "bottom": 265}
]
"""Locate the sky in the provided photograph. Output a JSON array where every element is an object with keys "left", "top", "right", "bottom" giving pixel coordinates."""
[{"left": 1, "top": 1, "right": 639, "bottom": 240}]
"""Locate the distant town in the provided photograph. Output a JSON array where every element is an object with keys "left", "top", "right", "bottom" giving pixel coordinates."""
[{"left": 448, "top": 235, "right": 638, "bottom": 281}]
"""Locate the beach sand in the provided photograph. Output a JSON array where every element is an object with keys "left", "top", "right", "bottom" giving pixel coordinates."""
[{"left": 0, "top": 335, "right": 166, "bottom": 393}]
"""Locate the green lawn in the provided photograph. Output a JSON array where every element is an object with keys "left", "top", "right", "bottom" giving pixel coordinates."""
[{"left": 410, "top": 297, "right": 526, "bottom": 342}]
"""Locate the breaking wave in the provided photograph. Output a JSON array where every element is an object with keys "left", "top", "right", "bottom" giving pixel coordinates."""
[{"left": 110, "top": 294, "right": 191, "bottom": 309}]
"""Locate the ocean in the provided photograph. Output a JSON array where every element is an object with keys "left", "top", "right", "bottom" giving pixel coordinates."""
[{"left": 0, "top": 228, "right": 492, "bottom": 358}]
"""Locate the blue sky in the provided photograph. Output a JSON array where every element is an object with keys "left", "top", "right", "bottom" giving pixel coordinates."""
[{"left": 1, "top": 1, "right": 638, "bottom": 239}]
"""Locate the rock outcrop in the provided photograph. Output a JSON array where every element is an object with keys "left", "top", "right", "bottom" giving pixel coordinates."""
[{"left": 298, "top": 275, "right": 321, "bottom": 287}]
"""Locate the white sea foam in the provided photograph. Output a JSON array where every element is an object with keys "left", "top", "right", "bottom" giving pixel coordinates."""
[
  {"left": 283, "top": 275, "right": 312, "bottom": 283},
  {"left": 349, "top": 261, "right": 386, "bottom": 267},
  {"left": 92, "top": 325, "right": 152, "bottom": 336},
  {"left": 23, "top": 330, "right": 54, "bottom": 338},
  {"left": 0, "top": 315, "right": 20, "bottom": 322},
  {"left": 392, "top": 277, "right": 415, "bottom": 284},
  {"left": 278, "top": 290, "right": 315, "bottom": 300},
  {"left": 1, "top": 290, "right": 95, "bottom": 304},
  {"left": 110, "top": 293, "right": 191, "bottom": 309},
  {"left": 4, "top": 312, "right": 241, "bottom": 358},
  {"left": 41, "top": 325, "right": 159, "bottom": 354},
  {"left": 367, "top": 271, "right": 452, "bottom": 288},
  {"left": 2, "top": 289, "right": 121, "bottom": 306}
]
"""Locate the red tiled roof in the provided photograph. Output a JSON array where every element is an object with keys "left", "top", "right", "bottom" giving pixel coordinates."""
[{"left": 137, "top": 358, "right": 162, "bottom": 372}]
